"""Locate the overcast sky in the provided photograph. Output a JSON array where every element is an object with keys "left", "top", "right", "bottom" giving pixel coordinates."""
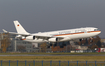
[{"left": 0, "top": 0, "right": 105, "bottom": 38}]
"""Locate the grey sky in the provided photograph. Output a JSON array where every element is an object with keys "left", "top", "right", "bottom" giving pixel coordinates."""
[{"left": 0, "top": 0, "right": 105, "bottom": 38}]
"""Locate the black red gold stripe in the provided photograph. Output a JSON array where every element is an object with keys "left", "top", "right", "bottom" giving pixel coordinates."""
[{"left": 54, "top": 31, "right": 101, "bottom": 36}]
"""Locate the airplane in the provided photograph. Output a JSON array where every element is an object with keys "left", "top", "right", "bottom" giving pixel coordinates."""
[{"left": 3, "top": 20, "right": 101, "bottom": 43}]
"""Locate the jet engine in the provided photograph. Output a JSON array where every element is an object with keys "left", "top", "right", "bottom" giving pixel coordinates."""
[
  {"left": 48, "top": 38, "right": 59, "bottom": 42},
  {"left": 21, "top": 37, "right": 26, "bottom": 40},
  {"left": 15, "top": 35, "right": 26, "bottom": 40},
  {"left": 15, "top": 35, "right": 22, "bottom": 39},
  {"left": 48, "top": 37, "right": 71, "bottom": 42},
  {"left": 26, "top": 36, "right": 36, "bottom": 40}
]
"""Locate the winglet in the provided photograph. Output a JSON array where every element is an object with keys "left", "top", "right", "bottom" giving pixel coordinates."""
[{"left": 2, "top": 29, "right": 8, "bottom": 33}]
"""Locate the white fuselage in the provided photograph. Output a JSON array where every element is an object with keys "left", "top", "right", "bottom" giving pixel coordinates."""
[
  {"left": 24, "top": 27, "right": 101, "bottom": 43},
  {"left": 3, "top": 21, "right": 101, "bottom": 43}
]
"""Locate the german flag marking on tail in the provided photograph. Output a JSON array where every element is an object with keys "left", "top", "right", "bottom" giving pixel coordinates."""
[{"left": 17, "top": 24, "right": 19, "bottom": 26}]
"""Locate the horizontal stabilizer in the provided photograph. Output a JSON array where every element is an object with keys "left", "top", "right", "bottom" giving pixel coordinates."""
[{"left": 2, "top": 29, "right": 8, "bottom": 33}]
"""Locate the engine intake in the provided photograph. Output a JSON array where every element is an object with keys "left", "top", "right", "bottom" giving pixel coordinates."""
[{"left": 33, "top": 36, "right": 35, "bottom": 40}]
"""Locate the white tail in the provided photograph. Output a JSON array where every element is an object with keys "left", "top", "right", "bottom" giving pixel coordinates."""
[{"left": 14, "top": 20, "right": 29, "bottom": 34}]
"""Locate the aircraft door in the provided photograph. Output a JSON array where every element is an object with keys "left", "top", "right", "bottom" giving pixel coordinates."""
[{"left": 84, "top": 29, "right": 87, "bottom": 33}]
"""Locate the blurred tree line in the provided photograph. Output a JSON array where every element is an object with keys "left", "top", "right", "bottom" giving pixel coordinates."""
[
  {"left": 77, "top": 36, "right": 102, "bottom": 50},
  {"left": 40, "top": 36, "right": 102, "bottom": 52},
  {"left": 0, "top": 33, "right": 10, "bottom": 52}
]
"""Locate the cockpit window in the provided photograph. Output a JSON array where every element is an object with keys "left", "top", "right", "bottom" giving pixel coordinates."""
[{"left": 94, "top": 29, "right": 99, "bottom": 31}]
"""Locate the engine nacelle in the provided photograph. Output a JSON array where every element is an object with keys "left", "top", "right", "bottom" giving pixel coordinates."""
[
  {"left": 48, "top": 37, "right": 71, "bottom": 42},
  {"left": 21, "top": 37, "right": 26, "bottom": 40},
  {"left": 48, "top": 38, "right": 58, "bottom": 42},
  {"left": 60, "top": 37, "right": 71, "bottom": 42},
  {"left": 26, "top": 36, "right": 35, "bottom": 40},
  {"left": 15, "top": 35, "right": 22, "bottom": 39}
]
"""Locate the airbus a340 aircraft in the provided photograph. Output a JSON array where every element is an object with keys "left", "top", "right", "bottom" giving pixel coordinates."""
[{"left": 3, "top": 20, "right": 101, "bottom": 43}]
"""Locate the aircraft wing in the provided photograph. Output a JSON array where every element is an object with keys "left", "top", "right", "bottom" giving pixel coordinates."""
[
  {"left": 31, "top": 34, "right": 64, "bottom": 40},
  {"left": 2, "top": 29, "right": 64, "bottom": 39}
]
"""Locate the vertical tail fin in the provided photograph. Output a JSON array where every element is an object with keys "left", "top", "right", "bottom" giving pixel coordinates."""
[{"left": 13, "top": 20, "right": 29, "bottom": 34}]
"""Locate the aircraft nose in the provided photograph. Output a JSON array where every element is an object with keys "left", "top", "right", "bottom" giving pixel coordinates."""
[{"left": 98, "top": 31, "right": 101, "bottom": 34}]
